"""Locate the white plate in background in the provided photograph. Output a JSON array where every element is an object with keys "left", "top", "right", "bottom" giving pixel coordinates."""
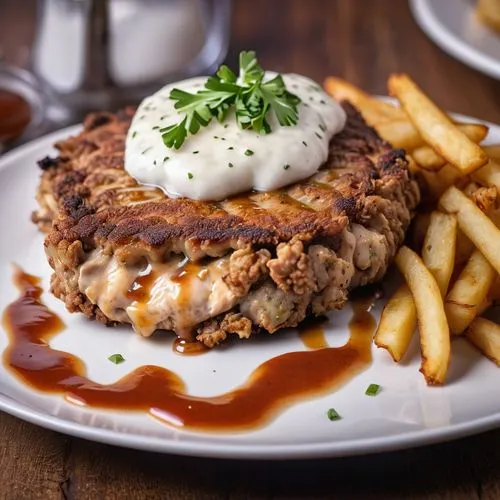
[
  {"left": 410, "top": 0, "right": 500, "bottom": 80},
  {"left": 0, "top": 119, "right": 500, "bottom": 460}
]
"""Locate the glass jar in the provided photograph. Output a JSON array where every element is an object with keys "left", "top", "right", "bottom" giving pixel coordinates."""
[{"left": 32, "top": 0, "right": 231, "bottom": 111}]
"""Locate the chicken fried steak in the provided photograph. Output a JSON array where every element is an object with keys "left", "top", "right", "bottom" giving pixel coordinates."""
[{"left": 33, "top": 103, "right": 419, "bottom": 347}]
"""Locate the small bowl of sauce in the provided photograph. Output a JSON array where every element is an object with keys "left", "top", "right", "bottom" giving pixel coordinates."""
[{"left": 0, "top": 64, "right": 46, "bottom": 152}]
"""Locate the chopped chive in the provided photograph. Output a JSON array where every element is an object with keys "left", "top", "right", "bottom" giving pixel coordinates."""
[
  {"left": 132, "top": 131, "right": 138, "bottom": 138},
  {"left": 141, "top": 147, "right": 152, "bottom": 155},
  {"left": 139, "top": 115, "right": 146, "bottom": 120},
  {"left": 315, "top": 132, "right": 323, "bottom": 139},
  {"left": 228, "top": 162, "right": 234, "bottom": 168},
  {"left": 153, "top": 160, "right": 157, "bottom": 166},
  {"left": 244, "top": 149, "right": 254, "bottom": 156},
  {"left": 283, "top": 164, "right": 290, "bottom": 170},
  {"left": 224, "top": 124, "right": 229, "bottom": 128},
  {"left": 365, "top": 383, "right": 381, "bottom": 396},
  {"left": 108, "top": 353, "right": 125, "bottom": 365},
  {"left": 227, "top": 146, "right": 234, "bottom": 150},
  {"left": 319, "top": 123, "right": 326, "bottom": 132},
  {"left": 193, "top": 151, "right": 199, "bottom": 155},
  {"left": 303, "top": 103, "right": 310, "bottom": 108},
  {"left": 187, "top": 172, "right": 194, "bottom": 179},
  {"left": 160, "top": 115, "right": 167, "bottom": 120},
  {"left": 152, "top": 126, "right": 160, "bottom": 130},
  {"left": 326, "top": 408, "right": 341, "bottom": 421},
  {"left": 214, "top": 135, "right": 219, "bottom": 139},
  {"left": 163, "top": 156, "right": 170, "bottom": 163},
  {"left": 320, "top": 99, "right": 326, "bottom": 104},
  {"left": 302, "top": 141, "right": 308, "bottom": 147}
]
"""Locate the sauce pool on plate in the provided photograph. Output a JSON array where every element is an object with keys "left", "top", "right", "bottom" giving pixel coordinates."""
[
  {"left": 2, "top": 266, "right": 375, "bottom": 431},
  {"left": 0, "top": 89, "right": 31, "bottom": 144}
]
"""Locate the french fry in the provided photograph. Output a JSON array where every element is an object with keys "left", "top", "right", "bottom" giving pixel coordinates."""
[
  {"left": 412, "top": 146, "right": 446, "bottom": 171},
  {"left": 422, "top": 212, "right": 457, "bottom": 297},
  {"left": 483, "top": 144, "right": 500, "bottom": 161},
  {"left": 439, "top": 186, "right": 500, "bottom": 274},
  {"left": 457, "top": 123, "right": 489, "bottom": 144},
  {"left": 324, "top": 77, "right": 405, "bottom": 120},
  {"left": 455, "top": 230, "right": 475, "bottom": 267},
  {"left": 388, "top": 74, "right": 488, "bottom": 173},
  {"left": 395, "top": 246, "right": 450, "bottom": 385},
  {"left": 374, "top": 120, "right": 424, "bottom": 150},
  {"left": 477, "top": 0, "right": 500, "bottom": 32},
  {"left": 374, "top": 284, "right": 417, "bottom": 362},
  {"left": 445, "top": 250, "right": 496, "bottom": 334},
  {"left": 473, "top": 160, "right": 500, "bottom": 193},
  {"left": 466, "top": 317, "right": 500, "bottom": 365}
]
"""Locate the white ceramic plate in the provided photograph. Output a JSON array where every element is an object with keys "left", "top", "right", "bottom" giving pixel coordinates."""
[
  {"left": 410, "top": 0, "right": 500, "bottom": 80},
  {"left": 1, "top": 119, "right": 500, "bottom": 461}
]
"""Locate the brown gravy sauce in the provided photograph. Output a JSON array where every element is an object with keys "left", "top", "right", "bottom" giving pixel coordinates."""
[
  {"left": 3, "top": 267, "right": 375, "bottom": 431},
  {"left": 173, "top": 338, "right": 208, "bottom": 356},
  {"left": 0, "top": 90, "right": 31, "bottom": 143}
]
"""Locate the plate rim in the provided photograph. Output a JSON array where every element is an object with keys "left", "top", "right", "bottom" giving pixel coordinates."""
[
  {"left": 410, "top": 0, "right": 500, "bottom": 81},
  {"left": 1, "top": 114, "right": 500, "bottom": 460}
]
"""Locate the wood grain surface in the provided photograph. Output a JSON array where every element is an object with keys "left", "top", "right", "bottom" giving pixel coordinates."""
[{"left": 2, "top": 1, "right": 500, "bottom": 499}]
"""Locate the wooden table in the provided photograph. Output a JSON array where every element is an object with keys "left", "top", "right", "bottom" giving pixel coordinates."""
[{"left": 2, "top": 1, "right": 500, "bottom": 498}]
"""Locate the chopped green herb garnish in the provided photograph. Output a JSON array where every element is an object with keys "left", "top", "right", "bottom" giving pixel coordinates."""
[
  {"left": 188, "top": 172, "right": 194, "bottom": 179},
  {"left": 244, "top": 149, "right": 254, "bottom": 156},
  {"left": 228, "top": 162, "right": 234, "bottom": 168},
  {"left": 315, "top": 132, "right": 323, "bottom": 139},
  {"left": 141, "top": 147, "right": 152, "bottom": 155},
  {"left": 152, "top": 126, "right": 160, "bottom": 130},
  {"left": 132, "top": 131, "right": 138, "bottom": 138},
  {"left": 302, "top": 141, "right": 308, "bottom": 147},
  {"left": 163, "top": 156, "right": 170, "bottom": 163},
  {"left": 160, "top": 51, "right": 301, "bottom": 149},
  {"left": 153, "top": 160, "right": 157, "bottom": 166},
  {"left": 224, "top": 124, "right": 229, "bottom": 128},
  {"left": 283, "top": 164, "right": 290, "bottom": 170},
  {"left": 326, "top": 408, "right": 341, "bottom": 421},
  {"left": 193, "top": 151, "right": 199, "bottom": 154},
  {"left": 213, "top": 135, "right": 219, "bottom": 139},
  {"left": 160, "top": 115, "right": 167, "bottom": 120},
  {"left": 319, "top": 123, "right": 326, "bottom": 132},
  {"left": 108, "top": 354, "right": 125, "bottom": 365},
  {"left": 227, "top": 146, "right": 234, "bottom": 150},
  {"left": 320, "top": 99, "right": 326, "bottom": 104},
  {"left": 365, "top": 383, "right": 381, "bottom": 396}
]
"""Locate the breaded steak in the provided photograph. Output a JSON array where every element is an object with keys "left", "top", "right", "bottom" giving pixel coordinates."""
[{"left": 33, "top": 103, "right": 420, "bottom": 346}]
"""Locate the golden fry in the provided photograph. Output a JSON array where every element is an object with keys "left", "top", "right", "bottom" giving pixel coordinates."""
[
  {"left": 412, "top": 146, "right": 446, "bottom": 171},
  {"left": 483, "top": 144, "right": 500, "bottom": 161},
  {"left": 439, "top": 186, "right": 500, "bottom": 275},
  {"left": 466, "top": 317, "right": 500, "bottom": 365},
  {"left": 323, "top": 77, "right": 404, "bottom": 120},
  {"left": 473, "top": 160, "right": 500, "bottom": 193},
  {"left": 374, "top": 284, "right": 417, "bottom": 362},
  {"left": 395, "top": 246, "right": 450, "bottom": 385},
  {"left": 422, "top": 212, "right": 457, "bottom": 297},
  {"left": 445, "top": 250, "right": 496, "bottom": 334},
  {"left": 388, "top": 74, "right": 488, "bottom": 173}
]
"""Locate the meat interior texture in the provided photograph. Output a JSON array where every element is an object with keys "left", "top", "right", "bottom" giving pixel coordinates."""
[{"left": 33, "top": 102, "right": 420, "bottom": 347}]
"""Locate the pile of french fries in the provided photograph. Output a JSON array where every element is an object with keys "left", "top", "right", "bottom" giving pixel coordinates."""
[
  {"left": 477, "top": 0, "right": 500, "bottom": 33},
  {"left": 325, "top": 74, "right": 500, "bottom": 385}
]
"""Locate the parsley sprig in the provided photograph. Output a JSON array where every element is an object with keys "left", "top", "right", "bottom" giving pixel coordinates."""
[{"left": 161, "top": 51, "right": 301, "bottom": 150}]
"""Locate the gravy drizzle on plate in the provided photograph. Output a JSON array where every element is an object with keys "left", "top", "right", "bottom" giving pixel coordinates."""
[{"left": 2, "top": 266, "right": 375, "bottom": 431}]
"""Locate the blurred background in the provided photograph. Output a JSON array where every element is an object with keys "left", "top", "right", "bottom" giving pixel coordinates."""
[{"left": 2, "top": 0, "right": 500, "bottom": 147}]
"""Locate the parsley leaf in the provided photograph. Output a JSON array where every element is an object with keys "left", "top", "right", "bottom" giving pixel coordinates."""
[
  {"left": 108, "top": 354, "right": 125, "bottom": 365},
  {"left": 162, "top": 51, "right": 301, "bottom": 149}
]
